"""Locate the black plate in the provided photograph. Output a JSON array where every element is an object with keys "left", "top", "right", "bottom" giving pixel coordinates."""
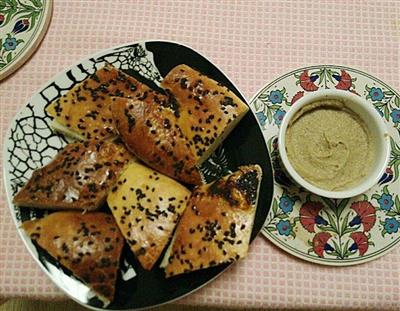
[{"left": 4, "top": 41, "right": 273, "bottom": 310}]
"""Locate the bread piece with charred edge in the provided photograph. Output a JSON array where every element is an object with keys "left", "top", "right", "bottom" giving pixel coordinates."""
[
  {"left": 161, "top": 64, "right": 249, "bottom": 164},
  {"left": 161, "top": 165, "right": 262, "bottom": 277},
  {"left": 112, "top": 94, "right": 203, "bottom": 185},
  {"left": 21, "top": 211, "right": 124, "bottom": 305},
  {"left": 46, "top": 63, "right": 152, "bottom": 140},
  {"left": 107, "top": 161, "right": 191, "bottom": 270},
  {"left": 13, "top": 141, "right": 133, "bottom": 211}
]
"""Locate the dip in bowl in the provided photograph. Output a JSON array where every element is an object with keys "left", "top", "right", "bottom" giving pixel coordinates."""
[{"left": 278, "top": 89, "right": 390, "bottom": 199}]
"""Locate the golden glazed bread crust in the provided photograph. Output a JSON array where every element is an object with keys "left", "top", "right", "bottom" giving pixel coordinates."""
[
  {"left": 112, "top": 95, "right": 202, "bottom": 185},
  {"left": 161, "top": 64, "right": 249, "bottom": 164},
  {"left": 13, "top": 141, "right": 133, "bottom": 210},
  {"left": 164, "top": 165, "right": 262, "bottom": 277},
  {"left": 21, "top": 211, "right": 124, "bottom": 303},
  {"left": 107, "top": 162, "right": 191, "bottom": 270},
  {"left": 46, "top": 63, "right": 152, "bottom": 140}
]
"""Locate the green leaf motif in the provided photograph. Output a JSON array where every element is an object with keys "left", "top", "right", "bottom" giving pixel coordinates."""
[
  {"left": 30, "top": 0, "right": 43, "bottom": 8},
  {"left": 253, "top": 99, "right": 263, "bottom": 111},
  {"left": 392, "top": 160, "right": 400, "bottom": 183},
  {"left": 327, "top": 70, "right": 336, "bottom": 84},
  {"left": 395, "top": 96, "right": 400, "bottom": 108},
  {"left": 319, "top": 226, "right": 340, "bottom": 234},
  {"left": 331, "top": 239, "right": 341, "bottom": 255},
  {"left": 390, "top": 136, "right": 400, "bottom": 152},
  {"left": 272, "top": 198, "right": 278, "bottom": 216},
  {"left": 343, "top": 239, "right": 351, "bottom": 256},
  {"left": 322, "top": 210, "right": 338, "bottom": 234},
  {"left": 6, "top": 52, "right": 12, "bottom": 63},
  {"left": 385, "top": 90, "right": 395, "bottom": 96},
  {"left": 3, "top": 7, "right": 17, "bottom": 28},
  {"left": 383, "top": 185, "right": 390, "bottom": 195},
  {"left": 395, "top": 196, "right": 400, "bottom": 210},
  {"left": 384, "top": 105, "right": 390, "bottom": 121},
  {"left": 29, "top": 10, "right": 40, "bottom": 30},
  {"left": 266, "top": 108, "right": 273, "bottom": 124},
  {"left": 371, "top": 193, "right": 381, "bottom": 201},
  {"left": 265, "top": 226, "right": 275, "bottom": 232},
  {"left": 385, "top": 211, "right": 399, "bottom": 217},
  {"left": 258, "top": 93, "right": 269, "bottom": 102},
  {"left": 342, "top": 226, "right": 359, "bottom": 235},
  {"left": 340, "top": 212, "right": 352, "bottom": 235}
]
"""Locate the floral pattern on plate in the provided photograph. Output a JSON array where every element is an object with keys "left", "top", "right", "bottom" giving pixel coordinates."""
[
  {"left": 251, "top": 65, "right": 400, "bottom": 265},
  {"left": 0, "top": 0, "right": 52, "bottom": 79}
]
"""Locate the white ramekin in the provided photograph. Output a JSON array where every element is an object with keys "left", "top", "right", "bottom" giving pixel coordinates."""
[{"left": 278, "top": 89, "right": 390, "bottom": 199}]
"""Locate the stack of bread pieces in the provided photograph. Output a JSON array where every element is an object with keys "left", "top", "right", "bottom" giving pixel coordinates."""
[{"left": 13, "top": 63, "right": 263, "bottom": 305}]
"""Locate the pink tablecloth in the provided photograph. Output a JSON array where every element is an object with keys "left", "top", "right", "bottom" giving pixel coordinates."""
[{"left": 1, "top": 1, "right": 399, "bottom": 309}]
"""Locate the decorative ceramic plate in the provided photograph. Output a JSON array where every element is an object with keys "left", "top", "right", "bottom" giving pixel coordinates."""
[
  {"left": 0, "top": 0, "right": 52, "bottom": 80},
  {"left": 3, "top": 41, "right": 274, "bottom": 310},
  {"left": 251, "top": 65, "right": 400, "bottom": 266}
]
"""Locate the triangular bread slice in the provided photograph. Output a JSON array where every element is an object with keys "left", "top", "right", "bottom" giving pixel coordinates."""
[
  {"left": 13, "top": 141, "right": 133, "bottom": 211},
  {"left": 107, "top": 161, "right": 191, "bottom": 270},
  {"left": 161, "top": 64, "right": 249, "bottom": 164},
  {"left": 112, "top": 95, "right": 203, "bottom": 185},
  {"left": 46, "top": 63, "right": 151, "bottom": 140},
  {"left": 161, "top": 165, "right": 262, "bottom": 277},
  {"left": 21, "top": 211, "right": 125, "bottom": 305}
]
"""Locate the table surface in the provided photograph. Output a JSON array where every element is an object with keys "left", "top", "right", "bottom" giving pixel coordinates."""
[{"left": 1, "top": 1, "right": 399, "bottom": 310}]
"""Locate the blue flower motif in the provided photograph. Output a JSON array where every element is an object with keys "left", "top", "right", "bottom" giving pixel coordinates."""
[
  {"left": 2, "top": 37, "right": 17, "bottom": 51},
  {"left": 384, "top": 218, "right": 400, "bottom": 234},
  {"left": 390, "top": 109, "right": 400, "bottom": 124},
  {"left": 273, "top": 109, "right": 286, "bottom": 126},
  {"left": 255, "top": 111, "right": 267, "bottom": 126},
  {"left": 268, "top": 90, "right": 283, "bottom": 104},
  {"left": 378, "top": 193, "right": 394, "bottom": 211},
  {"left": 279, "top": 195, "right": 295, "bottom": 213},
  {"left": 369, "top": 87, "right": 384, "bottom": 101},
  {"left": 276, "top": 220, "right": 292, "bottom": 236}
]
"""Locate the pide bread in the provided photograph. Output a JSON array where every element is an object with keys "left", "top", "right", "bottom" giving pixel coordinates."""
[
  {"left": 161, "top": 165, "right": 262, "bottom": 277},
  {"left": 21, "top": 211, "right": 124, "bottom": 305},
  {"left": 161, "top": 64, "right": 249, "bottom": 164},
  {"left": 107, "top": 161, "right": 190, "bottom": 270},
  {"left": 46, "top": 64, "right": 151, "bottom": 140},
  {"left": 13, "top": 141, "right": 133, "bottom": 211},
  {"left": 112, "top": 95, "right": 203, "bottom": 185}
]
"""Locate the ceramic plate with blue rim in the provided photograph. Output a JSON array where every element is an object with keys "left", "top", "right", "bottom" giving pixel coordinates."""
[
  {"left": 3, "top": 41, "right": 274, "bottom": 309},
  {"left": 251, "top": 65, "right": 400, "bottom": 266},
  {"left": 0, "top": 0, "right": 52, "bottom": 80}
]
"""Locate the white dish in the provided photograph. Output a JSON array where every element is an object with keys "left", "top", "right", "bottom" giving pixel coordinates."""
[{"left": 278, "top": 89, "right": 390, "bottom": 199}]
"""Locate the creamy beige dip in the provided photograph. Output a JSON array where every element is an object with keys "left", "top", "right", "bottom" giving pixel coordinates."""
[{"left": 285, "top": 99, "right": 375, "bottom": 191}]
